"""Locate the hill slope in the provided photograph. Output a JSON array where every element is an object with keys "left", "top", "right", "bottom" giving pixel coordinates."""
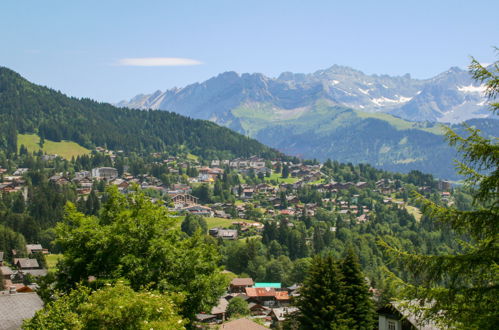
[{"left": 0, "top": 67, "right": 282, "bottom": 159}]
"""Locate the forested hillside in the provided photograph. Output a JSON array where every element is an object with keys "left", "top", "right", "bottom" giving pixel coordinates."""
[{"left": 0, "top": 67, "right": 282, "bottom": 160}]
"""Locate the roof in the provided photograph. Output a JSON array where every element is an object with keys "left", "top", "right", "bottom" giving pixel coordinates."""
[
  {"left": 254, "top": 282, "right": 281, "bottom": 288},
  {"left": 26, "top": 244, "right": 43, "bottom": 252},
  {"left": 275, "top": 291, "right": 290, "bottom": 301},
  {"left": 14, "top": 258, "right": 39, "bottom": 269},
  {"left": 195, "top": 313, "right": 217, "bottom": 321},
  {"left": 231, "top": 278, "right": 254, "bottom": 287},
  {"left": 220, "top": 318, "right": 267, "bottom": 330},
  {"left": 0, "top": 293, "right": 44, "bottom": 330},
  {"left": 271, "top": 307, "right": 299, "bottom": 321},
  {"left": 211, "top": 297, "right": 229, "bottom": 315},
  {"left": 378, "top": 301, "right": 440, "bottom": 330},
  {"left": 245, "top": 287, "right": 276, "bottom": 297},
  {"left": 21, "top": 269, "right": 48, "bottom": 277},
  {"left": 0, "top": 266, "right": 13, "bottom": 276}
]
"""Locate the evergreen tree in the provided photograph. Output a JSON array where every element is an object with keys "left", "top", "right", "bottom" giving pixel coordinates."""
[
  {"left": 339, "top": 249, "right": 376, "bottom": 329},
  {"left": 296, "top": 255, "right": 348, "bottom": 329},
  {"left": 381, "top": 55, "right": 499, "bottom": 328},
  {"left": 282, "top": 164, "right": 290, "bottom": 178}
]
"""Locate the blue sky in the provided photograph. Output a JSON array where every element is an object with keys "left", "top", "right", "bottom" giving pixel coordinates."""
[{"left": 1, "top": 0, "right": 498, "bottom": 102}]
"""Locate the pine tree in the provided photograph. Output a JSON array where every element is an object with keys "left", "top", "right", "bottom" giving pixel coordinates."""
[
  {"left": 296, "top": 255, "right": 348, "bottom": 329},
  {"left": 339, "top": 248, "right": 376, "bottom": 329},
  {"left": 380, "top": 54, "right": 499, "bottom": 328}
]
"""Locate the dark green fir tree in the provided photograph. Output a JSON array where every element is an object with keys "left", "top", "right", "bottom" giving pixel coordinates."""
[
  {"left": 296, "top": 255, "right": 348, "bottom": 329},
  {"left": 339, "top": 248, "right": 376, "bottom": 329}
]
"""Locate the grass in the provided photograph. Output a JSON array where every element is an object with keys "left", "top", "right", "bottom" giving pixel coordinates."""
[
  {"left": 264, "top": 172, "right": 299, "bottom": 184},
  {"left": 186, "top": 153, "right": 199, "bottom": 161},
  {"left": 18, "top": 134, "right": 90, "bottom": 160},
  {"left": 173, "top": 216, "right": 259, "bottom": 229},
  {"left": 356, "top": 111, "right": 445, "bottom": 135},
  {"left": 45, "top": 254, "right": 63, "bottom": 272},
  {"left": 392, "top": 197, "right": 423, "bottom": 222}
]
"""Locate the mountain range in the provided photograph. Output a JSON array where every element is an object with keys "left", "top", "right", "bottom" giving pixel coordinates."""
[
  {"left": 117, "top": 65, "right": 498, "bottom": 179},
  {"left": 117, "top": 65, "right": 494, "bottom": 124}
]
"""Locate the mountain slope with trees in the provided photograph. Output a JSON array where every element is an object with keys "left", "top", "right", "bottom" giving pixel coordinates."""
[{"left": 0, "top": 67, "right": 282, "bottom": 160}]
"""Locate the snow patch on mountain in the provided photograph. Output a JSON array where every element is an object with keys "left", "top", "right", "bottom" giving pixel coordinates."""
[{"left": 457, "top": 84, "right": 486, "bottom": 93}]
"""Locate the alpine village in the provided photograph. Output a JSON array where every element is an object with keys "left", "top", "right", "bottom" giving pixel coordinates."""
[{"left": 0, "top": 3, "right": 497, "bottom": 330}]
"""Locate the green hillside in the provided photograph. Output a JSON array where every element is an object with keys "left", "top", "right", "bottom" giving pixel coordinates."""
[
  {"left": 0, "top": 67, "right": 283, "bottom": 160},
  {"left": 18, "top": 133, "right": 90, "bottom": 159},
  {"left": 228, "top": 99, "right": 498, "bottom": 179}
]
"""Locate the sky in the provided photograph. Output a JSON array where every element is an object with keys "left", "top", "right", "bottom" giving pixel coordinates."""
[{"left": 0, "top": 0, "right": 498, "bottom": 103}]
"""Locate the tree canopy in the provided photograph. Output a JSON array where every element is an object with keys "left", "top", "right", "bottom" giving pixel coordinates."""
[
  {"left": 54, "top": 186, "right": 227, "bottom": 321},
  {"left": 23, "top": 282, "right": 186, "bottom": 330}
]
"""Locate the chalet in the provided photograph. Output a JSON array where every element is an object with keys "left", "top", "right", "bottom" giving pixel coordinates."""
[
  {"left": 210, "top": 297, "right": 229, "bottom": 322},
  {"left": 0, "top": 251, "right": 3, "bottom": 265},
  {"left": 26, "top": 244, "right": 44, "bottom": 255},
  {"left": 248, "top": 302, "right": 271, "bottom": 316},
  {"left": 213, "top": 210, "right": 230, "bottom": 219},
  {"left": 74, "top": 176, "right": 93, "bottom": 188},
  {"left": 209, "top": 228, "right": 238, "bottom": 240},
  {"left": 49, "top": 175, "right": 70, "bottom": 185},
  {"left": 0, "top": 266, "right": 13, "bottom": 282},
  {"left": 270, "top": 307, "right": 299, "bottom": 325},
  {"left": 248, "top": 156, "right": 266, "bottom": 168},
  {"left": 378, "top": 302, "right": 440, "bottom": 330},
  {"left": 171, "top": 194, "right": 199, "bottom": 208},
  {"left": 171, "top": 183, "right": 191, "bottom": 194},
  {"left": 229, "top": 278, "right": 254, "bottom": 293},
  {"left": 76, "top": 188, "right": 92, "bottom": 195},
  {"left": 110, "top": 178, "right": 129, "bottom": 191},
  {"left": 183, "top": 205, "right": 213, "bottom": 217},
  {"left": 245, "top": 287, "right": 277, "bottom": 306},
  {"left": 74, "top": 171, "right": 91, "bottom": 180},
  {"left": 198, "top": 167, "right": 223, "bottom": 182},
  {"left": 91, "top": 167, "right": 118, "bottom": 180},
  {"left": 14, "top": 259, "right": 39, "bottom": 270},
  {"left": 242, "top": 188, "right": 254, "bottom": 199}
]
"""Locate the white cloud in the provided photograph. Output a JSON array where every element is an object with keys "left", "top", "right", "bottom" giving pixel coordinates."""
[{"left": 116, "top": 57, "right": 202, "bottom": 67}]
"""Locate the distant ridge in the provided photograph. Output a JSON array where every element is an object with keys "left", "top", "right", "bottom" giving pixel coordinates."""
[
  {"left": 118, "top": 64, "right": 493, "bottom": 124},
  {"left": 0, "top": 66, "right": 283, "bottom": 160}
]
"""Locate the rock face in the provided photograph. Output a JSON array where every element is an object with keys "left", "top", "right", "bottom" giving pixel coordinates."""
[{"left": 117, "top": 65, "right": 492, "bottom": 124}]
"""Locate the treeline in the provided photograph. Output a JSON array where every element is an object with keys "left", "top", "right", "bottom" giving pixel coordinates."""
[{"left": 0, "top": 67, "right": 283, "bottom": 159}]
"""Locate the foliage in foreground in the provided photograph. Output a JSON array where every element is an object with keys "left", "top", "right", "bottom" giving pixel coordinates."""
[
  {"left": 23, "top": 282, "right": 185, "bottom": 330},
  {"left": 381, "top": 54, "right": 499, "bottom": 328},
  {"left": 54, "top": 186, "right": 227, "bottom": 321}
]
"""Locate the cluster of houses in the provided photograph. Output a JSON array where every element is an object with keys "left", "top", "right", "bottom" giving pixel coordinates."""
[
  {"left": 0, "top": 244, "right": 48, "bottom": 291},
  {"left": 0, "top": 168, "right": 27, "bottom": 195},
  {"left": 196, "top": 277, "right": 299, "bottom": 328}
]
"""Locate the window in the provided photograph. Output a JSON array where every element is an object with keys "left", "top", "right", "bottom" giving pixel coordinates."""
[{"left": 388, "top": 320, "right": 396, "bottom": 330}]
